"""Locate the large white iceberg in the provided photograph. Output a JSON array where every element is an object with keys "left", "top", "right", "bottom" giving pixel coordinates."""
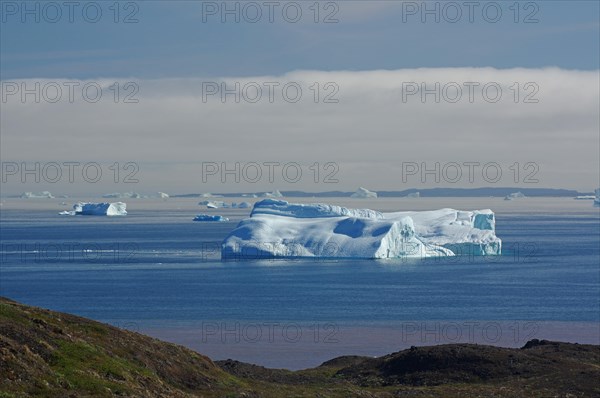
[
  {"left": 222, "top": 200, "right": 501, "bottom": 259},
  {"left": 350, "top": 187, "right": 377, "bottom": 198},
  {"left": 60, "top": 202, "right": 127, "bottom": 216}
]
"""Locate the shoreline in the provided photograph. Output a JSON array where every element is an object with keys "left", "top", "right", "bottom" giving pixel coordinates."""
[
  {"left": 143, "top": 320, "right": 600, "bottom": 370},
  {"left": 2, "top": 296, "right": 599, "bottom": 397}
]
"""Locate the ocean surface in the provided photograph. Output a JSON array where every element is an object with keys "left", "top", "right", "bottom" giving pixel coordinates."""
[{"left": 1, "top": 197, "right": 599, "bottom": 369}]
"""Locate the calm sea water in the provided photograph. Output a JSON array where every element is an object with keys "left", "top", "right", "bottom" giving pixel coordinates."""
[{"left": 1, "top": 197, "right": 599, "bottom": 368}]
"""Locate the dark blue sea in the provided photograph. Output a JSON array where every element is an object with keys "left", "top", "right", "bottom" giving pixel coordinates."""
[{"left": 1, "top": 197, "right": 599, "bottom": 368}]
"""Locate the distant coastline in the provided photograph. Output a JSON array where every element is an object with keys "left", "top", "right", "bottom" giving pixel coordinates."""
[{"left": 171, "top": 187, "right": 587, "bottom": 198}]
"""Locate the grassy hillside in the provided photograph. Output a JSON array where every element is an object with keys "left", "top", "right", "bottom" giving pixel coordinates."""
[{"left": 1, "top": 297, "right": 599, "bottom": 397}]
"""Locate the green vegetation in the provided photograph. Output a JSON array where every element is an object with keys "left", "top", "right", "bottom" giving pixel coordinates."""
[{"left": 1, "top": 297, "right": 599, "bottom": 397}]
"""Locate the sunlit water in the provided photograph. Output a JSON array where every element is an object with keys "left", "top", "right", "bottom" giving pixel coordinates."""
[{"left": 1, "top": 197, "right": 598, "bottom": 369}]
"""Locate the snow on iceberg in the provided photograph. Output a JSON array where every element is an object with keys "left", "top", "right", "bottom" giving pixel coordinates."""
[
  {"left": 350, "top": 187, "right": 377, "bottom": 198},
  {"left": 222, "top": 200, "right": 501, "bottom": 259},
  {"left": 386, "top": 209, "right": 500, "bottom": 256},
  {"left": 193, "top": 214, "right": 229, "bottom": 222},
  {"left": 251, "top": 199, "right": 384, "bottom": 219},
  {"left": 60, "top": 202, "right": 127, "bottom": 216},
  {"left": 223, "top": 212, "right": 452, "bottom": 259}
]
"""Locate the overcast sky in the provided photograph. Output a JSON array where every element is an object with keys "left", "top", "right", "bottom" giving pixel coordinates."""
[{"left": 1, "top": 1, "right": 598, "bottom": 195}]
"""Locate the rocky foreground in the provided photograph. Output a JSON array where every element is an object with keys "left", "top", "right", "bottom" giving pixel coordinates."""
[{"left": 1, "top": 297, "right": 599, "bottom": 397}]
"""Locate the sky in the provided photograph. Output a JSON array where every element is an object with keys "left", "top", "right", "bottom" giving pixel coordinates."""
[{"left": 1, "top": 0, "right": 599, "bottom": 195}]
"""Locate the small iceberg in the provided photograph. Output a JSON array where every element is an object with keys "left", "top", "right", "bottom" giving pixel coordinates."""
[
  {"left": 261, "top": 190, "right": 284, "bottom": 198},
  {"left": 504, "top": 192, "right": 526, "bottom": 201},
  {"left": 405, "top": 192, "right": 420, "bottom": 198},
  {"left": 595, "top": 188, "right": 600, "bottom": 207},
  {"left": 574, "top": 195, "right": 595, "bottom": 200},
  {"left": 193, "top": 214, "right": 229, "bottom": 222},
  {"left": 350, "top": 187, "right": 377, "bottom": 198},
  {"left": 21, "top": 191, "right": 54, "bottom": 199},
  {"left": 199, "top": 200, "right": 229, "bottom": 209},
  {"left": 199, "top": 201, "right": 252, "bottom": 209},
  {"left": 102, "top": 192, "right": 146, "bottom": 199},
  {"left": 60, "top": 202, "right": 127, "bottom": 216},
  {"left": 101, "top": 192, "right": 168, "bottom": 199}
]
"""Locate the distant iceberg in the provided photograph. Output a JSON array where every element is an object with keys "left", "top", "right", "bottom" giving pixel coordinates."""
[
  {"left": 102, "top": 192, "right": 168, "bottom": 199},
  {"left": 574, "top": 195, "right": 595, "bottom": 200},
  {"left": 199, "top": 200, "right": 229, "bottom": 208},
  {"left": 103, "top": 192, "right": 145, "bottom": 199},
  {"left": 21, "top": 191, "right": 54, "bottom": 199},
  {"left": 230, "top": 202, "right": 252, "bottom": 209},
  {"left": 262, "top": 190, "right": 284, "bottom": 198},
  {"left": 222, "top": 200, "right": 501, "bottom": 259},
  {"left": 595, "top": 189, "right": 600, "bottom": 207},
  {"left": 504, "top": 192, "right": 526, "bottom": 201},
  {"left": 60, "top": 202, "right": 127, "bottom": 216},
  {"left": 199, "top": 201, "right": 252, "bottom": 209},
  {"left": 350, "top": 187, "right": 377, "bottom": 198},
  {"left": 193, "top": 214, "right": 229, "bottom": 222},
  {"left": 406, "top": 192, "right": 420, "bottom": 198}
]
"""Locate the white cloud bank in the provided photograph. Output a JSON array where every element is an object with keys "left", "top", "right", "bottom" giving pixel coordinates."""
[{"left": 1, "top": 67, "right": 598, "bottom": 193}]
